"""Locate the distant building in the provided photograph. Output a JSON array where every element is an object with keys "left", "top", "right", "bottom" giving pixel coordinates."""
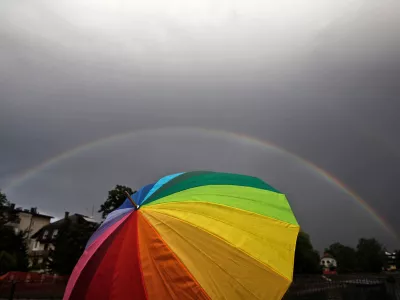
[
  {"left": 320, "top": 253, "right": 337, "bottom": 274},
  {"left": 31, "top": 212, "right": 98, "bottom": 271},
  {"left": 7, "top": 205, "right": 53, "bottom": 237},
  {"left": 385, "top": 251, "right": 397, "bottom": 271},
  {"left": 6, "top": 204, "right": 53, "bottom": 267}
]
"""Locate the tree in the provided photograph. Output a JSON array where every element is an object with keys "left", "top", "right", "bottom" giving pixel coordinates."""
[
  {"left": 0, "top": 190, "right": 27, "bottom": 275},
  {"left": 0, "top": 226, "right": 28, "bottom": 275},
  {"left": 0, "top": 190, "right": 8, "bottom": 206},
  {"left": 294, "top": 231, "right": 321, "bottom": 274},
  {"left": 98, "top": 185, "right": 136, "bottom": 219},
  {"left": 356, "top": 238, "right": 385, "bottom": 273},
  {"left": 0, "top": 251, "right": 17, "bottom": 275},
  {"left": 325, "top": 242, "right": 357, "bottom": 273},
  {"left": 0, "top": 190, "right": 18, "bottom": 226},
  {"left": 48, "top": 220, "right": 98, "bottom": 275}
]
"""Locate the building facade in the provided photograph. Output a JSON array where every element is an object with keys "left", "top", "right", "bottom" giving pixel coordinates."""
[
  {"left": 385, "top": 251, "right": 397, "bottom": 271},
  {"left": 31, "top": 212, "right": 98, "bottom": 271},
  {"left": 320, "top": 253, "right": 337, "bottom": 274},
  {"left": 6, "top": 205, "right": 53, "bottom": 268}
]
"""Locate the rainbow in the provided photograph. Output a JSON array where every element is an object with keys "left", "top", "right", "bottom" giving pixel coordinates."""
[{"left": 3, "top": 126, "right": 398, "bottom": 241}]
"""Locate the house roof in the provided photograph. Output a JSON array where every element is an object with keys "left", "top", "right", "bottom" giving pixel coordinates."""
[
  {"left": 14, "top": 208, "right": 53, "bottom": 219},
  {"left": 32, "top": 213, "right": 98, "bottom": 242},
  {"left": 321, "top": 253, "right": 335, "bottom": 259}
]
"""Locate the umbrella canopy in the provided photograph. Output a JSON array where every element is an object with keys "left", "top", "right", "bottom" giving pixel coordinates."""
[{"left": 64, "top": 171, "right": 299, "bottom": 300}]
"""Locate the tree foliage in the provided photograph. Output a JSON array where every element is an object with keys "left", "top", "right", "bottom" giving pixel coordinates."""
[
  {"left": 0, "top": 190, "right": 8, "bottom": 206},
  {"left": 0, "top": 190, "right": 19, "bottom": 226},
  {"left": 98, "top": 185, "right": 136, "bottom": 219},
  {"left": 0, "top": 251, "right": 17, "bottom": 274},
  {"left": 294, "top": 232, "right": 321, "bottom": 274},
  {"left": 0, "top": 190, "right": 27, "bottom": 275},
  {"left": 356, "top": 238, "right": 385, "bottom": 273},
  {"left": 0, "top": 226, "right": 28, "bottom": 275},
  {"left": 325, "top": 242, "right": 357, "bottom": 273},
  {"left": 395, "top": 250, "right": 400, "bottom": 269},
  {"left": 48, "top": 220, "right": 98, "bottom": 275}
]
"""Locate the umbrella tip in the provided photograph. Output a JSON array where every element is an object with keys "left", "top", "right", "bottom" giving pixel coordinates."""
[{"left": 125, "top": 191, "right": 139, "bottom": 210}]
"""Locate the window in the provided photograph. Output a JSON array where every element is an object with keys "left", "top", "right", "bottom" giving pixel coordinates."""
[
  {"left": 43, "top": 230, "right": 49, "bottom": 240},
  {"left": 34, "top": 240, "right": 40, "bottom": 250},
  {"left": 52, "top": 229, "right": 59, "bottom": 239}
]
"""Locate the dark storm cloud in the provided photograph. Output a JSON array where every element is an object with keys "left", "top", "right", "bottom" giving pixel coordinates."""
[{"left": 1, "top": 0, "right": 399, "bottom": 250}]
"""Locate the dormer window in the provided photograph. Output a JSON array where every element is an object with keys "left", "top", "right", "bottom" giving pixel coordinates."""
[{"left": 52, "top": 229, "right": 59, "bottom": 239}]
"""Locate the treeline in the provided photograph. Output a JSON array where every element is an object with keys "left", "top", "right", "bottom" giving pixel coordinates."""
[
  {"left": 0, "top": 190, "right": 29, "bottom": 275},
  {"left": 1, "top": 187, "right": 399, "bottom": 276},
  {"left": 294, "top": 231, "right": 400, "bottom": 274}
]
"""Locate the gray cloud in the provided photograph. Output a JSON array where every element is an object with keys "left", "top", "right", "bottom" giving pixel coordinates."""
[{"left": 1, "top": 0, "right": 399, "bottom": 250}]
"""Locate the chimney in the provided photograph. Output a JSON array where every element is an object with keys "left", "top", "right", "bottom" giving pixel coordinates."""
[
  {"left": 30, "top": 207, "right": 37, "bottom": 214},
  {"left": 10, "top": 203, "right": 15, "bottom": 210},
  {"left": 64, "top": 211, "right": 69, "bottom": 220}
]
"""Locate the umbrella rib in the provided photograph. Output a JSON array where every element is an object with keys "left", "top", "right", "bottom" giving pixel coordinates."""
[
  {"left": 143, "top": 207, "right": 291, "bottom": 281},
  {"left": 140, "top": 215, "right": 210, "bottom": 300},
  {"left": 146, "top": 200, "right": 300, "bottom": 227},
  {"left": 147, "top": 201, "right": 298, "bottom": 238},
  {"left": 143, "top": 211, "right": 271, "bottom": 300},
  {"left": 109, "top": 213, "right": 148, "bottom": 299},
  {"left": 137, "top": 219, "right": 150, "bottom": 300},
  {"left": 144, "top": 203, "right": 296, "bottom": 263},
  {"left": 145, "top": 192, "right": 294, "bottom": 214},
  {"left": 140, "top": 216, "right": 178, "bottom": 300}
]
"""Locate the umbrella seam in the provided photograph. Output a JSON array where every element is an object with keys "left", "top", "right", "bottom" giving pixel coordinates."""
[
  {"left": 146, "top": 201, "right": 298, "bottom": 230},
  {"left": 143, "top": 210, "right": 289, "bottom": 300},
  {"left": 143, "top": 203, "right": 298, "bottom": 262},
  {"left": 142, "top": 189, "right": 296, "bottom": 224},
  {"left": 142, "top": 208, "right": 293, "bottom": 282},
  {"left": 140, "top": 213, "right": 211, "bottom": 300},
  {"left": 63, "top": 213, "right": 132, "bottom": 300},
  {"left": 109, "top": 212, "right": 147, "bottom": 299},
  {"left": 146, "top": 206, "right": 293, "bottom": 262},
  {"left": 145, "top": 174, "right": 282, "bottom": 204},
  {"left": 143, "top": 210, "right": 265, "bottom": 300},
  {"left": 139, "top": 213, "right": 179, "bottom": 300},
  {"left": 137, "top": 212, "right": 150, "bottom": 300}
]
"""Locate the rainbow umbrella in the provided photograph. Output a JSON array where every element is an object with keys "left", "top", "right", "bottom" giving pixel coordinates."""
[{"left": 64, "top": 171, "right": 299, "bottom": 300}]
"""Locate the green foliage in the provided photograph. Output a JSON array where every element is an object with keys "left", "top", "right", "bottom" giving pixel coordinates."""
[
  {"left": 294, "top": 232, "right": 321, "bottom": 274},
  {"left": 325, "top": 243, "right": 357, "bottom": 273},
  {"left": 0, "top": 251, "right": 17, "bottom": 275},
  {"left": 0, "top": 190, "right": 19, "bottom": 226},
  {"left": 98, "top": 185, "right": 136, "bottom": 219},
  {"left": 0, "top": 226, "right": 28, "bottom": 275},
  {"left": 395, "top": 250, "right": 400, "bottom": 269},
  {"left": 0, "top": 190, "right": 8, "bottom": 206},
  {"left": 356, "top": 238, "right": 385, "bottom": 273},
  {"left": 0, "top": 190, "right": 27, "bottom": 275},
  {"left": 48, "top": 220, "right": 98, "bottom": 275}
]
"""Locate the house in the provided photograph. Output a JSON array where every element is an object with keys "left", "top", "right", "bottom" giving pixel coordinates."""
[
  {"left": 320, "top": 253, "right": 337, "bottom": 274},
  {"left": 385, "top": 251, "right": 397, "bottom": 271},
  {"left": 6, "top": 204, "right": 53, "bottom": 267},
  {"left": 31, "top": 212, "right": 98, "bottom": 270},
  {"left": 7, "top": 204, "right": 53, "bottom": 237}
]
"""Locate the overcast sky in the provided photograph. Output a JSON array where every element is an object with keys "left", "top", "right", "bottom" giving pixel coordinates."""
[{"left": 1, "top": 0, "right": 399, "bottom": 250}]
